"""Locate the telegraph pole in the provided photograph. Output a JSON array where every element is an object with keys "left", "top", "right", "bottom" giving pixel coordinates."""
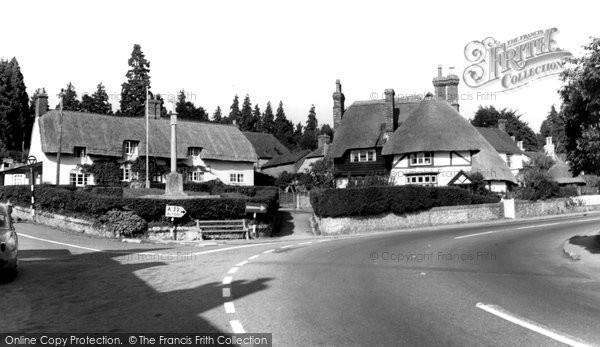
[
  {"left": 56, "top": 89, "right": 65, "bottom": 186},
  {"left": 145, "top": 86, "right": 150, "bottom": 188}
]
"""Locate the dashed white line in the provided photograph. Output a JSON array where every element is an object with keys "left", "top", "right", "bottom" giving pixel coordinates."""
[
  {"left": 224, "top": 302, "right": 236, "bottom": 314},
  {"left": 222, "top": 288, "right": 231, "bottom": 298},
  {"left": 248, "top": 255, "right": 260, "bottom": 260},
  {"left": 229, "top": 320, "right": 245, "bottom": 333},
  {"left": 227, "top": 267, "right": 239, "bottom": 274},
  {"left": 454, "top": 230, "right": 498, "bottom": 240},
  {"left": 516, "top": 222, "right": 560, "bottom": 230},
  {"left": 18, "top": 233, "right": 101, "bottom": 252},
  {"left": 281, "top": 245, "right": 294, "bottom": 249},
  {"left": 298, "top": 242, "right": 312, "bottom": 245},
  {"left": 222, "top": 276, "right": 232, "bottom": 285},
  {"left": 236, "top": 260, "right": 249, "bottom": 266},
  {"left": 263, "top": 249, "right": 275, "bottom": 254},
  {"left": 476, "top": 303, "right": 592, "bottom": 347}
]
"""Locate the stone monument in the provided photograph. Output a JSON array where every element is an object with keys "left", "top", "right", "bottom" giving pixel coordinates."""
[{"left": 164, "top": 112, "right": 187, "bottom": 197}]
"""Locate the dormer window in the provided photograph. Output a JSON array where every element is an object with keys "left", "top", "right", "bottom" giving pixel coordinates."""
[
  {"left": 124, "top": 140, "right": 138, "bottom": 156},
  {"left": 409, "top": 152, "right": 433, "bottom": 166},
  {"left": 74, "top": 146, "right": 86, "bottom": 158},
  {"left": 350, "top": 149, "right": 376, "bottom": 163},
  {"left": 188, "top": 147, "right": 202, "bottom": 157}
]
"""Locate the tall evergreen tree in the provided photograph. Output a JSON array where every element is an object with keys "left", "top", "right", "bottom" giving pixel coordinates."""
[
  {"left": 239, "top": 94, "right": 255, "bottom": 131},
  {"left": 258, "top": 101, "right": 275, "bottom": 133},
  {"left": 0, "top": 58, "right": 30, "bottom": 154},
  {"left": 273, "top": 101, "right": 294, "bottom": 148},
  {"left": 539, "top": 105, "right": 565, "bottom": 153},
  {"left": 175, "top": 89, "right": 208, "bottom": 121},
  {"left": 299, "top": 105, "right": 318, "bottom": 150},
  {"left": 227, "top": 95, "right": 241, "bottom": 124},
  {"left": 91, "top": 83, "right": 113, "bottom": 115},
  {"left": 212, "top": 106, "right": 223, "bottom": 123},
  {"left": 293, "top": 122, "right": 303, "bottom": 150},
  {"left": 471, "top": 106, "right": 539, "bottom": 151},
  {"left": 58, "top": 82, "right": 81, "bottom": 111},
  {"left": 251, "top": 105, "right": 261, "bottom": 132},
  {"left": 119, "top": 44, "right": 151, "bottom": 117}
]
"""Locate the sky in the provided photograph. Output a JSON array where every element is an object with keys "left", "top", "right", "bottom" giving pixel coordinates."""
[{"left": 1, "top": 0, "right": 599, "bottom": 132}]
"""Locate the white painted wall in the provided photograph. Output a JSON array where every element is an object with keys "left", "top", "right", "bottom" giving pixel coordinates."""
[
  {"left": 498, "top": 152, "right": 524, "bottom": 176},
  {"left": 390, "top": 151, "right": 472, "bottom": 186},
  {"left": 298, "top": 157, "right": 321, "bottom": 173},
  {"left": 203, "top": 160, "right": 255, "bottom": 186}
]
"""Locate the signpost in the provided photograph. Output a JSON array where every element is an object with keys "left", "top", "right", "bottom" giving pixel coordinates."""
[
  {"left": 27, "top": 156, "right": 37, "bottom": 221},
  {"left": 246, "top": 203, "right": 267, "bottom": 239},
  {"left": 165, "top": 205, "right": 186, "bottom": 239}
]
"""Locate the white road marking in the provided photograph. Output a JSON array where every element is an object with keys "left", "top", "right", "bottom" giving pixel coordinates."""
[
  {"left": 224, "top": 302, "right": 236, "bottom": 314},
  {"left": 281, "top": 245, "right": 294, "bottom": 249},
  {"left": 476, "top": 303, "right": 592, "bottom": 347},
  {"left": 18, "top": 233, "right": 102, "bottom": 252},
  {"left": 454, "top": 230, "right": 498, "bottom": 239},
  {"left": 236, "top": 260, "right": 248, "bottom": 266},
  {"left": 222, "top": 288, "right": 230, "bottom": 298},
  {"left": 263, "top": 249, "right": 275, "bottom": 254},
  {"left": 298, "top": 242, "right": 312, "bottom": 245},
  {"left": 227, "top": 267, "right": 239, "bottom": 274},
  {"left": 222, "top": 276, "right": 232, "bottom": 285},
  {"left": 229, "top": 320, "right": 245, "bottom": 333},
  {"left": 456, "top": 217, "right": 600, "bottom": 240},
  {"left": 516, "top": 222, "right": 560, "bottom": 230},
  {"left": 248, "top": 255, "right": 260, "bottom": 260},
  {"left": 192, "top": 243, "right": 276, "bottom": 256},
  {"left": 317, "top": 239, "right": 331, "bottom": 243}
]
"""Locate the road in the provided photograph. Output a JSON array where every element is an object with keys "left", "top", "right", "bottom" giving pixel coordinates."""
[{"left": 1, "top": 214, "right": 600, "bottom": 346}]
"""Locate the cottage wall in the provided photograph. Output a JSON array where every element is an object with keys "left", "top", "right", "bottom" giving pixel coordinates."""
[{"left": 390, "top": 150, "right": 471, "bottom": 186}]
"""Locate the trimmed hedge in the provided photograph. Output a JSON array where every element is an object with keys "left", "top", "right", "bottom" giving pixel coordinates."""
[
  {"left": 310, "top": 185, "right": 501, "bottom": 218},
  {"left": 0, "top": 184, "right": 278, "bottom": 225}
]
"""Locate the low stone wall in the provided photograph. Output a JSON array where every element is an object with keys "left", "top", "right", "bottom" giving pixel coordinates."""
[
  {"left": 11, "top": 206, "right": 113, "bottom": 237},
  {"left": 515, "top": 198, "right": 600, "bottom": 218},
  {"left": 315, "top": 203, "right": 503, "bottom": 235}
]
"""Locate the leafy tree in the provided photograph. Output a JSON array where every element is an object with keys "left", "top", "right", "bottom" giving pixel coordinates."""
[
  {"left": 258, "top": 101, "right": 275, "bottom": 133},
  {"left": 471, "top": 105, "right": 539, "bottom": 151},
  {"left": 81, "top": 83, "right": 113, "bottom": 115},
  {"left": 0, "top": 58, "right": 31, "bottom": 153},
  {"left": 273, "top": 101, "right": 294, "bottom": 148},
  {"left": 319, "top": 123, "right": 334, "bottom": 141},
  {"left": 238, "top": 94, "right": 255, "bottom": 131},
  {"left": 559, "top": 37, "right": 600, "bottom": 175},
  {"left": 119, "top": 44, "right": 151, "bottom": 117},
  {"left": 175, "top": 89, "right": 208, "bottom": 121},
  {"left": 308, "top": 158, "right": 335, "bottom": 189},
  {"left": 227, "top": 95, "right": 241, "bottom": 124},
  {"left": 538, "top": 105, "right": 565, "bottom": 153},
  {"left": 212, "top": 106, "right": 223, "bottom": 123},
  {"left": 514, "top": 152, "right": 561, "bottom": 200},
  {"left": 299, "top": 105, "right": 318, "bottom": 150},
  {"left": 58, "top": 82, "right": 81, "bottom": 111}
]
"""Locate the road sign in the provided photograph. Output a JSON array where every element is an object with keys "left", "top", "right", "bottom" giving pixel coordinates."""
[
  {"left": 245, "top": 202, "right": 267, "bottom": 214},
  {"left": 165, "top": 205, "right": 187, "bottom": 218},
  {"left": 27, "top": 155, "right": 37, "bottom": 165}
]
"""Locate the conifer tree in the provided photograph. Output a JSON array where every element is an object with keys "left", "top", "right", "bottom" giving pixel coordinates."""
[
  {"left": 212, "top": 106, "right": 223, "bottom": 123},
  {"left": 119, "top": 44, "right": 151, "bottom": 117}
]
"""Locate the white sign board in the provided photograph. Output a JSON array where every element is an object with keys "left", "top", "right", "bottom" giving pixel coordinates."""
[{"left": 165, "top": 205, "right": 187, "bottom": 218}]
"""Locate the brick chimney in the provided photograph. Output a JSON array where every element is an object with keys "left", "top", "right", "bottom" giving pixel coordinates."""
[
  {"left": 498, "top": 119, "right": 507, "bottom": 132},
  {"left": 333, "top": 79, "right": 345, "bottom": 131},
  {"left": 384, "top": 89, "right": 395, "bottom": 135},
  {"left": 544, "top": 136, "right": 555, "bottom": 158},
  {"left": 317, "top": 134, "right": 330, "bottom": 157},
  {"left": 446, "top": 67, "right": 460, "bottom": 111},
  {"left": 34, "top": 88, "right": 48, "bottom": 117},
  {"left": 432, "top": 65, "right": 447, "bottom": 102},
  {"left": 517, "top": 141, "right": 524, "bottom": 151}
]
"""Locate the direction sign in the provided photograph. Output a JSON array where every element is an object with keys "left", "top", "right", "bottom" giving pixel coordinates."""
[
  {"left": 165, "top": 205, "right": 187, "bottom": 218},
  {"left": 245, "top": 202, "right": 267, "bottom": 214}
]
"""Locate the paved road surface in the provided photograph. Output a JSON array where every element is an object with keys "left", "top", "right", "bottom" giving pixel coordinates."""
[{"left": 2, "top": 215, "right": 600, "bottom": 346}]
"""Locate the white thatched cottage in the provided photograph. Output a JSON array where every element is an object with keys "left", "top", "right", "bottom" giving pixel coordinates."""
[{"left": 28, "top": 90, "right": 257, "bottom": 186}]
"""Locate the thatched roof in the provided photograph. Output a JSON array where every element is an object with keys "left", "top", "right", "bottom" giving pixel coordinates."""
[
  {"left": 306, "top": 145, "right": 327, "bottom": 159},
  {"left": 547, "top": 160, "right": 586, "bottom": 185},
  {"left": 38, "top": 111, "right": 257, "bottom": 162},
  {"left": 476, "top": 127, "right": 523, "bottom": 154},
  {"left": 243, "top": 132, "right": 290, "bottom": 159},
  {"left": 329, "top": 99, "right": 419, "bottom": 158},
  {"left": 383, "top": 99, "right": 516, "bottom": 183},
  {"left": 262, "top": 150, "right": 311, "bottom": 169}
]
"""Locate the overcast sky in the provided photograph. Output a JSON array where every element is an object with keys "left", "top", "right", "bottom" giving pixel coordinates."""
[{"left": 2, "top": 0, "right": 599, "bottom": 132}]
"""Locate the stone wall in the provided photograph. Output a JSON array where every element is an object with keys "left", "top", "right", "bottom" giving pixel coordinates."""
[
  {"left": 515, "top": 197, "right": 600, "bottom": 218},
  {"left": 11, "top": 206, "right": 113, "bottom": 237},
  {"left": 315, "top": 203, "right": 503, "bottom": 235}
]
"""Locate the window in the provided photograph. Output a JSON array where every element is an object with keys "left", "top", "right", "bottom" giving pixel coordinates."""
[
  {"left": 506, "top": 154, "right": 512, "bottom": 168},
  {"left": 188, "top": 171, "right": 204, "bottom": 182},
  {"left": 69, "top": 172, "right": 89, "bottom": 187},
  {"left": 230, "top": 173, "right": 244, "bottom": 183},
  {"left": 124, "top": 141, "right": 138, "bottom": 156},
  {"left": 406, "top": 174, "right": 437, "bottom": 186},
  {"left": 188, "top": 147, "right": 202, "bottom": 157},
  {"left": 121, "top": 168, "right": 137, "bottom": 181},
  {"left": 409, "top": 152, "right": 433, "bottom": 166},
  {"left": 350, "top": 149, "right": 376, "bottom": 163},
  {"left": 74, "top": 146, "right": 86, "bottom": 158}
]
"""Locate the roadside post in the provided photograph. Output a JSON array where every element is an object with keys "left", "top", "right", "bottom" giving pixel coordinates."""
[
  {"left": 27, "top": 155, "right": 37, "bottom": 221},
  {"left": 245, "top": 202, "right": 267, "bottom": 239},
  {"left": 165, "top": 205, "right": 187, "bottom": 240}
]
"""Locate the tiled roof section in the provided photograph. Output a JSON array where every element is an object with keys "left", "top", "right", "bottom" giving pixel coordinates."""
[
  {"left": 261, "top": 149, "right": 311, "bottom": 169},
  {"left": 38, "top": 111, "right": 257, "bottom": 162},
  {"left": 242, "top": 132, "right": 290, "bottom": 159},
  {"left": 475, "top": 127, "right": 523, "bottom": 154}
]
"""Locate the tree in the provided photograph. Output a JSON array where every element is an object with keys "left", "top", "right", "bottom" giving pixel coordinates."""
[
  {"left": 538, "top": 105, "right": 565, "bottom": 153},
  {"left": 227, "top": 95, "right": 241, "bottom": 124},
  {"left": 471, "top": 106, "right": 539, "bottom": 151},
  {"left": 0, "top": 58, "right": 31, "bottom": 153},
  {"left": 319, "top": 123, "right": 334, "bottom": 141},
  {"left": 251, "top": 105, "right": 261, "bottom": 132},
  {"left": 560, "top": 37, "right": 600, "bottom": 175},
  {"left": 258, "top": 101, "right": 275, "bottom": 133},
  {"left": 515, "top": 152, "right": 561, "bottom": 201},
  {"left": 299, "top": 105, "right": 318, "bottom": 150},
  {"left": 273, "top": 101, "right": 294, "bottom": 149},
  {"left": 308, "top": 158, "right": 334, "bottom": 189},
  {"left": 58, "top": 82, "right": 81, "bottom": 111},
  {"left": 175, "top": 89, "right": 208, "bottom": 121},
  {"left": 292, "top": 122, "right": 303, "bottom": 150},
  {"left": 119, "top": 44, "right": 151, "bottom": 117},
  {"left": 81, "top": 83, "right": 113, "bottom": 115},
  {"left": 212, "top": 106, "right": 223, "bottom": 123},
  {"left": 238, "top": 94, "right": 255, "bottom": 131}
]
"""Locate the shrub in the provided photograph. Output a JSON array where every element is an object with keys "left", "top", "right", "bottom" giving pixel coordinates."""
[
  {"left": 310, "top": 185, "right": 500, "bottom": 218},
  {"left": 95, "top": 210, "right": 148, "bottom": 237},
  {"left": 83, "top": 160, "right": 121, "bottom": 186},
  {"left": 91, "top": 186, "right": 124, "bottom": 197}
]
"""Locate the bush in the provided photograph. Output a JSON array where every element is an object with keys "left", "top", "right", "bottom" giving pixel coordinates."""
[
  {"left": 310, "top": 185, "right": 500, "bottom": 218},
  {"left": 91, "top": 186, "right": 124, "bottom": 197},
  {"left": 95, "top": 210, "right": 148, "bottom": 237}
]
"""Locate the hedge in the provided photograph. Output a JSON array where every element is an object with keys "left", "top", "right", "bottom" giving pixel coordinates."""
[
  {"left": 310, "top": 185, "right": 501, "bottom": 218},
  {"left": 0, "top": 184, "right": 278, "bottom": 225}
]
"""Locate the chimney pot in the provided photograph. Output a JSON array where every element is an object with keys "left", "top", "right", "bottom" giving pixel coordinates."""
[
  {"left": 517, "top": 141, "right": 524, "bottom": 151},
  {"left": 34, "top": 88, "right": 49, "bottom": 117}
]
